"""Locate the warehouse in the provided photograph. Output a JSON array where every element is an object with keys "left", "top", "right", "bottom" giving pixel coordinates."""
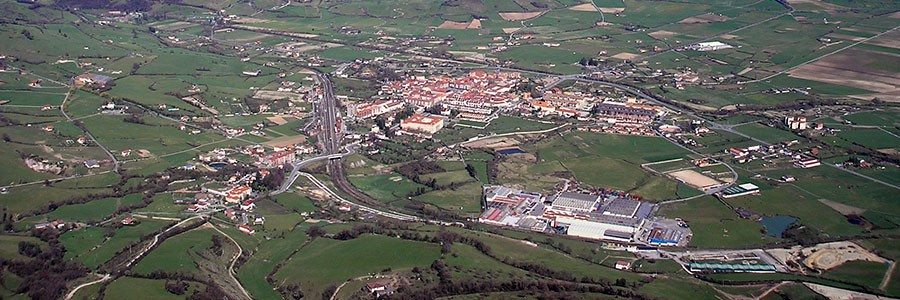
[{"left": 719, "top": 183, "right": 760, "bottom": 199}]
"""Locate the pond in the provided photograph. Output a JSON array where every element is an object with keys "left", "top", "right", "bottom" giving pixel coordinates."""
[
  {"left": 497, "top": 148, "right": 525, "bottom": 156},
  {"left": 759, "top": 215, "right": 799, "bottom": 237},
  {"left": 208, "top": 162, "right": 228, "bottom": 170}
]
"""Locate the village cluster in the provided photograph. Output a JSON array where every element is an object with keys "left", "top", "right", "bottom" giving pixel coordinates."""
[{"left": 345, "top": 70, "right": 670, "bottom": 139}]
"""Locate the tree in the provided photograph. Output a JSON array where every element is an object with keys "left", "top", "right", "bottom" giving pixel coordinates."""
[
  {"left": 165, "top": 280, "right": 188, "bottom": 295},
  {"left": 21, "top": 29, "right": 33, "bottom": 40},
  {"left": 465, "top": 163, "right": 476, "bottom": 179},
  {"left": 2, "top": 133, "right": 9, "bottom": 142},
  {"left": 305, "top": 225, "right": 325, "bottom": 238}
]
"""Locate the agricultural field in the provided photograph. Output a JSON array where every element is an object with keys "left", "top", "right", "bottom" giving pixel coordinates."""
[
  {"left": 659, "top": 196, "right": 777, "bottom": 248},
  {"left": 0, "top": 0, "right": 898, "bottom": 299},
  {"left": 274, "top": 234, "right": 441, "bottom": 297},
  {"left": 498, "top": 131, "right": 691, "bottom": 194}
]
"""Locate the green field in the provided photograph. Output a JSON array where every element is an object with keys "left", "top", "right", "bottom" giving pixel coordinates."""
[
  {"left": 735, "top": 123, "right": 800, "bottom": 144},
  {"left": 659, "top": 196, "right": 777, "bottom": 248},
  {"left": 0, "top": 235, "right": 46, "bottom": 261},
  {"left": 500, "top": 131, "right": 691, "bottom": 193},
  {"left": 415, "top": 182, "right": 483, "bottom": 216},
  {"left": 275, "top": 234, "right": 441, "bottom": 297},
  {"left": 104, "top": 277, "right": 204, "bottom": 300},
  {"left": 349, "top": 173, "right": 429, "bottom": 204},
  {"left": 132, "top": 228, "right": 222, "bottom": 275},
  {"left": 60, "top": 219, "right": 173, "bottom": 269},
  {"left": 822, "top": 260, "right": 889, "bottom": 290},
  {"left": 237, "top": 229, "right": 308, "bottom": 300}
]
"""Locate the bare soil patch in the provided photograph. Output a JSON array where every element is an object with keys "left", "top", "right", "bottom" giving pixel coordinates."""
[
  {"left": 266, "top": 115, "right": 293, "bottom": 126},
  {"left": 802, "top": 241, "right": 888, "bottom": 270},
  {"left": 784, "top": 0, "right": 847, "bottom": 12},
  {"left": 648, "top": 30, "right": 677, "bottom": 39},
  {"left": 825, "top": 32, "right": 866, "bottom": 42},
  {"left": 864, "top": 30, "right": 900, "bottom": 50},
  {"left": 678, "top": 13, "right": 731, "bottom": 24},
  {"left": 610, "top": 52, "right": 641, "bottom": 61},
  {"left": 498, "top": 11, "right": 545, "bottom": 21},
  {"left": 818, "top": 198, "right": 866, "bottom": 216},
  {"left": 253, "top": 90, "right": 305, "bottom": 102},
  {"left": 467, "top": 19, "right": 482, "bottom": 29},
  {"left": 464, "top": 137, "right": 519, "bottom": 149},
  {"left": 264, "top": 135, "right": 307, "bottom": 147},
  {"left": 569, "top": 3, "right": 598, "bottom": 11},
  {"left": 438, "top": 19, "right": 481, "bottom": 30},
  {"left": 598, "top": 7, "right": 625, "bottom": 13},
  {"left": 787, "top": 49, "right": 900, "bottom": 93},
  {"left": 668, "top": 169, "right": 721, "bottom": 189}
]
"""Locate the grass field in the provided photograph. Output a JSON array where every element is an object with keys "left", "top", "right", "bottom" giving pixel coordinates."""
[
  {"left": 349, "top": 174, "right": 429, "bottom": 205},
  {"left": 415, "top": 182, "right": 483, "bottom": 216},
  {"left": 237, "top": 229, "right": 308, "bottom": 300},
  {"left": 61, "top": 219, "right": 173, "bottom": 269},
  {"left": 0, "top": 235, "right": 46, "bottom": 261},
  {"left": 453, "top": 229, "right": 644, "bottom": 282},
  {"left": 822, "top": 260, "right": 889, "bottom": 290},
  {"left": 104, "top": 277, "right": 204, "bottom": 300},
  {"left": 659, "top": 196, "right": 777, "bottom": 248},
  {"left": 273, "top": 192, "right": 319, "bottom": 213},
  {"left": 275, "top": 234, "right": 441, "bottom": 297},
  {"left": 485, "top": 116, "right": 556, "bottom": 134},
  {"left": 132, "top": 228, "right": 221, "bottom": 275},
  {"left": 727, "top": 185, "right": 865, "bottom": 237},
  {"left": 639, "top": 277, "right": 723, "bottom": 300},
  {"left": 501, "top": 131, "right": 690, "bottom": 193},
  {"left": 38, "top": 194, "right": 143, "bottom": 223},
  {"left": 735, "top": 123, "right": 800, "bottom": 144}
]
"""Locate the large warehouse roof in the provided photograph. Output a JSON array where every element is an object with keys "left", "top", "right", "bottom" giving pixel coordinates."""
[{"left": 551, "top": 192, "right": 601, "bottom": 212}]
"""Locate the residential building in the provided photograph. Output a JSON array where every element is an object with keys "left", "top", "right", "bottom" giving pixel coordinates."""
[
  {"left": 400, "top": 114, "right": 444, "bottom": 136},
  {"left": 347, "top": 100, "right": 404, "bottom": 119}
]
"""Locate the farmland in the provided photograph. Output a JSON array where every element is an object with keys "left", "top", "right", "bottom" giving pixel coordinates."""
[{"left": 0, "top": 0, "right": 897, "bottom": 299}]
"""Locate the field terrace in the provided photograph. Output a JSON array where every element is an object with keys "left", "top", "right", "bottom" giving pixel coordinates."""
[{"left": 381, "top": 70, "right": 523, "bottom": 117}]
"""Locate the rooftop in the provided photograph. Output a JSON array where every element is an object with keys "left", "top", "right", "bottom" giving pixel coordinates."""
[{"left": 551, "top": 192, "right": 601, "bottom": 212}]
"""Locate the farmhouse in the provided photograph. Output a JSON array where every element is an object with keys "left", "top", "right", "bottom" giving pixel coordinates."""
[
  {"left": 785, "top": 116, "right": 808, "bottom": 130},
  {"left": 794, "top": 157, "right": 821, "bottom": 169},
  {"left": 73, "top": 73, "right": 112, "bottom": 88},
  {"left": 84, "top": 160, "right": 100, "bottom": 169},
  {"left": 238, "top": 224, "right": 255, "bottom": 235}
]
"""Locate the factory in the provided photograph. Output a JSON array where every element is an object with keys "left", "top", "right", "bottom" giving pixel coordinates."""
[
  {"left": 478, "top": 186, "right": 549, "bottom": 232},
  {"left": 544, "top": 192, "right": 655, "bottom": 242},
  {"left": 478, "top": 187, "right": 691, "bottom": 246}
]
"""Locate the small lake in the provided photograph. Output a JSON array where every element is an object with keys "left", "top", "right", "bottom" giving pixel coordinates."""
[
  {"left": 208, "top": 162, "right": 228, "bottom": 170},
  {"left": 759, "top": 215, "right": 799, "bottom": 237},
  {"left": 497, "top": 148, "right": 525, "bottom": 156}
]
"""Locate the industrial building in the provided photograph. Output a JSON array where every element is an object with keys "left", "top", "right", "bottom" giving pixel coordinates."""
[
  {"left": 719, "top": 183, "right": 760, "bottom": 199},
  {"left": 478, "top": 186, "right": 548, "bottom": 232},
  {"left": 545, "top": 192, "right": 655, "bottom": 242},
  {"left": 689, "top": 262, "right": 776, "bottom": 273},
  {"left": 478, "top": 187, "right": 690, "bottom": 246}
]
